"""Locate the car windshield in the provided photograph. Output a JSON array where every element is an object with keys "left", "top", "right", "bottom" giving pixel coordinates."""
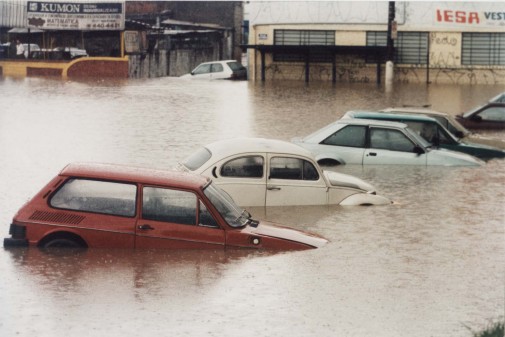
[
  {"left": 490, "top": 92, "right": 505, "bottom": 103},
  {"left": 203, "top": 183, "right": 249, "bottom": 228},
  {"left": 463, "top": 104, "right": 485, "bottom": 118},
  {"left": 227, "top": 61, "right": 245, "bottom": 71},
  {"left": 181, "top": 147, "right": 212, "bottom": 171},
  {"left": 404, "top": 127, "right": 431, "bottom": 148}
]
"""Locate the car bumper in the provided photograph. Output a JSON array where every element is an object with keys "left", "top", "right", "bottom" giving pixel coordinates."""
[
  {"left": 4, "top": 223, "right": 28, "bottom": 248},
  {"left": 4, "top": 237, "right": 29, "bottom": 247}
]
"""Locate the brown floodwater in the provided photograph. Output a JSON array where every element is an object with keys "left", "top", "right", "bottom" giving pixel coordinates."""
[{"left": 0, "top": 76, "right": 504, "bottom": 337}]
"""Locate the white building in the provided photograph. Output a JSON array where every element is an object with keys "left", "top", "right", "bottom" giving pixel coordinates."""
[{"left": 246, "top": 1, "right": 505, "bottom": 84}]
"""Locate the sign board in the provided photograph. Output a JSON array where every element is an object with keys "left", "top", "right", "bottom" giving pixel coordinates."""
[
  {"left": 124, "top": 30, "right": 147, "bottom": 54},
  {"left": 258, "top": 33, "right": 268, "bottom": 40},
  {"left": 26, "top": 1, "right": 125, "bottom": 30}
]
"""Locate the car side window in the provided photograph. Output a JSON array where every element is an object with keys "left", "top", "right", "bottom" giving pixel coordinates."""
[
  {"left": 193, "top": 64, "right": 211, "bottom": 75},
  {"left": 479, "top": 107, "right": 505, "bottom": 121},
  {"left": 270, "top": 157, "right": 319, "bottom": 181},
  {"left": 220, "top": 156, "right": 264, "bottom": 178},
  {"left": 370, "top": 128, "right": 416, "bottom": 152},
  {"left": 142, "top": 187, "right": 196, "bottom": 226},
  {"left": 211, "top": 63, "right": 224, "bottom": 73},
  {"left": 199, "top": 200, "right": 219, "bottom": 228},
  {"left": 50, "top": 179, "right": 137, "bottom": 217},
  {"left": 322, "top": 125, "right": 366, "bottom": 147}
]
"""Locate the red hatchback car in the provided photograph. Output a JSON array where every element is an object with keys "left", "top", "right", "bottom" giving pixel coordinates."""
[{"left": 4, "top": 163, "right": 327, "bottom": 250}]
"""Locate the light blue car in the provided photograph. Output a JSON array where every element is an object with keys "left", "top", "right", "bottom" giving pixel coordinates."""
[{"left": 292, "top": 119, "right": 484, "bottom": 167}]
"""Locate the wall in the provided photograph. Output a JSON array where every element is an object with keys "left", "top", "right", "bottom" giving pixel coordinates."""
[{"left": 247, "top": 1, "right": 505, "bottom": 84}]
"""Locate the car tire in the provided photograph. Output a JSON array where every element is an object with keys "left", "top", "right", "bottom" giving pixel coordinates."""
[{"left": 41, "top": 237, "right": 85, "bottom": 248}]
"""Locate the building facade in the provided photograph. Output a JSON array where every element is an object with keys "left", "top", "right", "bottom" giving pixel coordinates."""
[{"left": 246, "top": 1, "right": 505, "bottom": 84}]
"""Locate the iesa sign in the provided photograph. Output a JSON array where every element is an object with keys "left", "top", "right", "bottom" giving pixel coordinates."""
[{"left": 27, "top": 1, "right": 125, "bottom": 30}]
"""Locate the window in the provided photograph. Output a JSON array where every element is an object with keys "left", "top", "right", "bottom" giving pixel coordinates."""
[
  {"left": 370, "top": 128, "right": 415, "bottom": 152},
  {"left": 275, "top": 30, "right": 335, "bottom": 46},
  {"left": 462, "top": 33, "right": 505, "bottom": 65},
  {"left": 193, "top": 64, "right": 211, "bottom": 75},
  {"left": 274, "top": 29, "right": 335, "bottom": 62},
  {"left": 270, "top": 157, "right": 319, "bottom": 181},
  {"left": 322, "top": 125, "right": 367, "bottom": 147},
  {"left": 211, "top": 63, "right": 223, "bottom": 73},
  {"left": 478, "top": 106, "right": 505, "bottom": 122},
  {"left": 220, "top": 156, "right": 264, "bottom": 178},
  {"left": 142, "top": 187, "right": 196, "bottom": 226},
  {"left": 366, "top": 31, "right": 428, "bottom": 64},
  {"left": 50, "top": 179, "right": 136, "bottom": 217},
  {"left": 198, "top": 200, "right": 219, "bottom": 228}
]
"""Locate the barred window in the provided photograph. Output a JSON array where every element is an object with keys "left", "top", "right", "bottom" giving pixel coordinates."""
[
  {"left": 366, "top": 31, "right": 428, "bottom": 65},
  {"left": 462, "top": 33, "right": 505, "bottom": 66},
  {"left": 274, "top": 29, "right": 335, "bottom": 62}
]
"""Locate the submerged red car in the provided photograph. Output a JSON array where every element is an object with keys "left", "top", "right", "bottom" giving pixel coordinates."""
[{"left": 3, "top": 163, "right": 327, "bottom": 250}]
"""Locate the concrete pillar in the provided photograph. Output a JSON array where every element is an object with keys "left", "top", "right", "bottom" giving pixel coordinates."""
[{"left": 385, "top": 60, "right": 394, "bottom": 85}]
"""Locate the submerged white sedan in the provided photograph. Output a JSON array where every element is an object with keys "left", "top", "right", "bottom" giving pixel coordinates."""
[
  {"left": 176, "top": 138, "right": 391, "bottom": 207},
  {"left": 292, "top": 119, "right": 484, "bottom": 166}
]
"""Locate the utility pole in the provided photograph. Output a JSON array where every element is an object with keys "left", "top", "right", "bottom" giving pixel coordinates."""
[{"left": 385, "top": 1, "right": 396, "bottom": 85}]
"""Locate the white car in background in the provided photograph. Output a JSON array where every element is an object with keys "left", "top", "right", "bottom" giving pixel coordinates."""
[
  {"left": 292, "top": 119, "right": 484, "bottom": 167},
  {"left": 180, "top": 60, "right": 247, "bottom": 80},
  {"left": 176, "top": 138, "right": 391, "bottom": 207}
]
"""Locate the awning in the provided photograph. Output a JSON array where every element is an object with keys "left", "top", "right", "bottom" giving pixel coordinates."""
[{"left": 8, "top": 28, "right": 44, "bottom": 34}]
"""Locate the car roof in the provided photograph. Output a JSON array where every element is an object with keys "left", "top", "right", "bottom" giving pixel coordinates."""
[
  {"left": 346, "top": 110, "right": 440, "bottom": 123},
  {"left": 381, "top": 107, "right": 449, "bottom": 117},
  {"left": 204, "top": 137, "right": 317, "bottom": 160},
  {"left": 335, "top": 118, "right": 408, "bottom": 128},
  {"left": 199, "top": 60, "right": 239, "bottom": 65},
  {"left": 60, "top": 163, "right": 209, "bottom": 189}
]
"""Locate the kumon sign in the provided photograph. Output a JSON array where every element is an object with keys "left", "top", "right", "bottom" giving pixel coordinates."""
[{"left": 27, "top": 1, "right": 125, "bottom": 30}]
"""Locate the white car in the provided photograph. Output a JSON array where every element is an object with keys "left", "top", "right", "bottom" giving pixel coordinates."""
[
  {"left": 53, "top": 47, "right": 88, "bottom": 59},
  {"left": 292, "top": 119, "right": 484, "bottom": 166},
  {"left": 180, "top": 60, "right": 247, "bottom": 80},
  {"left": 176, "top": 138, "right": 391, "bottom": 207},
  {"left": 381, "top": 107, "right": 505, "bottom": 149}
]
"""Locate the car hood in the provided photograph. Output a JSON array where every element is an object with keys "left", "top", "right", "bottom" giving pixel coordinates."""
[
  {"left": 463, "top": 135, "right": 505, "bottom": 151},
  {"left": 457, "top": 140, "right": 505, "bottom": 158},
  {"left": 242, "top": 222, "right": 328, "bottom": 248},
  {"left": 427, "top": 148, "right": 485, "bottom": 166},
  {"left": 323, "top": 170, "right": 374, "bottom": 192}
]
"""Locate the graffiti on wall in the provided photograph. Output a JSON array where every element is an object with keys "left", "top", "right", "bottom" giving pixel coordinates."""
[{"left": 395, "top": 67, "right": 505, "bottom": 85}]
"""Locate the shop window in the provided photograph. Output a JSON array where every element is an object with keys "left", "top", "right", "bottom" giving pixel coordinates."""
[
  {"left": 366, "top": 31, "right": 428, "bottom": 65},
  {"left": 273, "top": 29, "right": 335, "bottom": 62},
  {"left": 462, "top": 33, "right": 505, "bottom": 66}
]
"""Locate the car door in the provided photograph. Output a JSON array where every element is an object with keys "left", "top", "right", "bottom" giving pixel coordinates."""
[
  {"left": 135, "top": 186, "right": 225, "bottom": 249},
  {"left": 209, "top": 63, "right": 226, "bottom": 79},
  {"left": 317, "top": 124, "right": 368, "bottom": 164},
  {"left": 191, "top": 63, "right": 212, "bottom": 79},
  {"left": 363, "top": 127, "right": 427, "bottom": 165},
  {"left": 206, "top": 155, "right": 267, "bottom": 207},
  {"left": 475, "top": 105, "right": 505, "bottom": 129},
  {"left": 266, "top": 155, "right": 327, "bottom": 206}
]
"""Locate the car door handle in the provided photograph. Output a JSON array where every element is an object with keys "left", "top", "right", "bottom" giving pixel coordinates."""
[
  {"left": 368, "top": 152, "right": 377, "bottom": 156},
  {"left": 138, "top": 224, "right": 154, "bottom": 230},
  {"left": 267, "top": 186, "right": 281, "bottom": 191}
]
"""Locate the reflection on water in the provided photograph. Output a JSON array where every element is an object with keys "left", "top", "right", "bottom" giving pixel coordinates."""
[{"left": 0, "top": 77, "right": 504, "bottom": 337}]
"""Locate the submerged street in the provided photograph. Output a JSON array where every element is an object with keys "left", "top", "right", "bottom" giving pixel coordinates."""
[{"left": 0, "top": 77, "right": 504, "bottom": 336}]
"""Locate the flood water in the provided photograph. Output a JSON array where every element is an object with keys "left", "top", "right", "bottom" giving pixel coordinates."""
[{"left": 0, "top": 76, "right": 504, "bottom": 337}]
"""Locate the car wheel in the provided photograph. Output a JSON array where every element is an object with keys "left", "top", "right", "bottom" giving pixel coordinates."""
[{"left": 41, "top": 238, "right": 84, "bottom": 248}]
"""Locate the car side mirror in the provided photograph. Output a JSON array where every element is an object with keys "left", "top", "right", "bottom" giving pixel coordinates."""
[
  {"left": 471, "top": 115, "right": 482, "bottom": 122},
  {"left": 413, "top": 145, "right": 425, "bottom": 155},
  {"left": 454, "top": 131, "right": 464, "bottom": 138}
]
